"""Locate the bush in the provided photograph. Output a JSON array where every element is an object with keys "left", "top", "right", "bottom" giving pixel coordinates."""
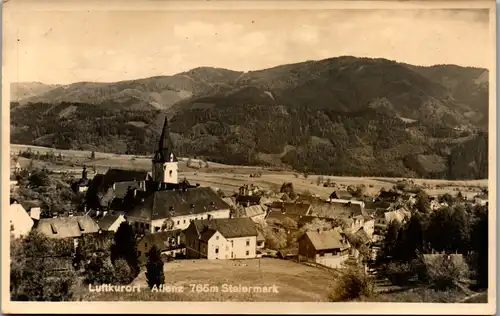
[
  {"left": 329, "top": 266, "right": 375, "bottom": 302},
  {"left": 384, "top": 262, "right": 415, "bottom": 286},
  {"left": 424, "top": 255, "right": 470, "bottom": 290}
]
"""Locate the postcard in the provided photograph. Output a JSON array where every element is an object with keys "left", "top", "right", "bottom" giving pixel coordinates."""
[{"left": 1, "top": 0, "right": 496, "bottom": 314}]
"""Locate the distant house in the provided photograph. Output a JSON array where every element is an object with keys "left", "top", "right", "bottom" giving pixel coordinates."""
[
  {"left": 473, "top": 193, "right": 488, "bottom": 206},
  {"left": 222, "top": 197, "right": 237, "bottom": 210},
  {"left": 9, "top": 201, "right": 34, "bottom": 239},
  {"left": 265, "top": 202, "right": 313, "bottom": 225},
  {"left": 277, "top": 247, "right": 299, "bottom": 260},
  {"left": 311, "top": 201, "right": 370, "bottom": 233},
  {"left": 374, "top": 207, "right": 411, "bottom": 226},
  {"left": 377, "top": 190, "right": 403, "bottom": 202},
  {"left": 242, "top": 205, "right": 267, "bottom": 223},
  {"left": 96, "top": 213, "right": 127, "bottom": 232},
  {"left": 137, "top": 230, "right": 185, "bottom": 263},
  {"left": 126, "top": 187, "right": 231, "bottom": 234},
  {"left": 85, "top": 168, "right": 152, "bottom": 209},
  {"left": 184, "top": 218, "right": 259, "bottom": 260},
  {"left": 328, "top": 198, "right": 365, "bottom": 208},
  {"left": 298, "top": 228, "right": 351, "bottom": 269},
  {"left": 36, "top": 215, "right": 100, "bottom": 248},
  {"left": 329, "top": 190, "right": 354, "bottom": 200},
  {"left": 235, "top": 195, "right": 262, "bottom": 207},
  {"left": 429, "top": 199, "right": 441, "bottom": 211}
]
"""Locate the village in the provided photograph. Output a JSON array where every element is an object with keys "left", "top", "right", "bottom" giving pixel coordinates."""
[{"left": 9, "top": 116, "right": 490, "bottom": 302}]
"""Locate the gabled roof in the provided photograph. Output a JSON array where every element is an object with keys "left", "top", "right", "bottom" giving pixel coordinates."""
[
  {"left": 127, "top": 187, "right": 231, "bottom": 221},
  {"left": 312, "top": 202, "right": 366, "bottom": 220},
  {"left": 222, "top": 197, "right": 237, "bottom": 209},
  {"left": 243, "top": 205, "right": 266, "bottom": 218},
  {"left": 138, "top": 230, "right": 184, "bottom": 251},
  {"left": 37, "top": 215, "right": 100, "bottom": 239},
  {"left": 192, "top": 218, "right": 258, "bottom": 239},
  {"left": 265, "top": 210, "right": 301, "bottom": 223},
  {"left": 330, "top": 190, "right": 354, "bottom": 200},
  {"left": 354, "top": 227, "right": 371, "bottom": 244},
  {"left": 96, "top": 213, "right": 124, "bottom": 230},
  {"left": 282, "top": 202, "right": 312, "bottom": 216},
  {"left": 303, "top": 228, "right": 348, "bottom": 251},
  {"left": 235, "top": 195, "right": 262, "bottom": 206}
]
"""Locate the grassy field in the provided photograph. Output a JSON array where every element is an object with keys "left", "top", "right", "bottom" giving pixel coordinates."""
[
  {"left": 11, "top": 144, "right": 488, "bottom": 199},
  {"left": 75, "top": 258, "right": 338, "bottom": 301}
]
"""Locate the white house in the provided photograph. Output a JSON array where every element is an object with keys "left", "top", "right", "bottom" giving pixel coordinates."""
[
  {"left": 10, "top": 202, "right": 34, "bottom": 239},
  {"left": 184, "top": 218, "right": 259, "bottom": 260},
  {"left": 298, "top": 227, "right": 351, "bottom": 268}
]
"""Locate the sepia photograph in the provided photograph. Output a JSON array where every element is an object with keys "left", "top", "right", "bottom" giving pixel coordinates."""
[{"left": 1, "top": 0, "right": 496, "bottom": 314}]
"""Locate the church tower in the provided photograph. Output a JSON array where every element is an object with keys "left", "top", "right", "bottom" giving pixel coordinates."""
[{"left": 152, "top": 116, "right": 178, "bottom": 186}]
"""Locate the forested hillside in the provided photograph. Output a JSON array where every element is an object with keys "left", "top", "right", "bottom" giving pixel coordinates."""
[{"left": 11, "top": 56, "right": 489, "bottom": 179}]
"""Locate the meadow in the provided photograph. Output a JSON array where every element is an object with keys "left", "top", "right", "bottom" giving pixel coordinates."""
[{"left": 11, "top": 144, "right": 488, "bottom": 199}]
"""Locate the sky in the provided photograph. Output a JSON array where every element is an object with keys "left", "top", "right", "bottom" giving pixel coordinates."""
[{"left": 3, "top": 7, "right": 493, "bottom": 84}]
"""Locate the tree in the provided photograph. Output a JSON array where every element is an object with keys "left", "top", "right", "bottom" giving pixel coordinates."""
[
  {"left": 379, "top": 220, "right": 401, "bottom": 261},
  {"left": 329, "top": 265, "right": 374, "bottom": 302},
  {"left": 111, "top": 222, "right": 139, "bottom": 278},
  {"left": 10, "top": 231, "right": 76, "bottom": 301},
  {"left": 424, "top": 254, "right": 470, "bottom": 291},
  {"left": 90, "top": 150, "right": 96, "bottom": 160},
  {"left": 280, "top": 182, "right": 296, "bottom": 199},
  {"left": 416, "top": 190, "right": 431, "bottom": 213},
  {"left": 301, "top": 218, "right": 333, "bottom": 233},
  {"left": 263, "top": 226, "right": 287, "bottom": 250},
  {"left": 84, "top": 255, "right": 116, "bottom": 285},
  {"left": 146, "top": 246, "right": 165, "bottom": 289},
  {"left": 161, "top": 218, "right": 174, "bottom": 231},
  {"left": 470, "top": 205, "right": 488, "bottom": 289},
  {"left": 114, "top": 258, "right": 135, "bottom": 284}
]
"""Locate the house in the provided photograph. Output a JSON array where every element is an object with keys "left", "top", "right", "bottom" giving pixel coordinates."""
[
  {"left": 235, "top": 195, "right": 262, "bottom": 207},
  {"left": 72, "top": 166, "right": 91, "bottom": 193},
  {"left": 126, "top": 187, "right": 231, "bottom": 233},
  {"left": 96, "top": 213, "right": 127, "bottom": 232},
  {"left": 242, "top": 205, "right": 267, "bottom": 223},
  {"left": 184, "top": 218, "right": 259, "bottom": 260},
  {"left": 329, "top": 190, "right": 355, "bottom": 200},
  {"left": 137, "top": 230, "right": 185, "bottom": 263},
  {"left": 473, "top": 193, "right": 488, "bottom": 206},
  {"left": 327, "top": 198, "right": 365, "bottom": 208},
  {"left": 374, "top": 207, "right": 411, "bottom": 226},
  {"left": 256, "top": 231, "right": 265, "bottom": 249},
  {"left": 9, "top": 201, "right": 34, "bottom": 239},
  {"left": 265, "top": 202, "right": 313, "bottom": 225},
  {"left": 429, "top": 199, "right": 441, "bottom": 211},
  {"left": 85, "top": 168, "right": 153, "bottom": 209},
  {"left": 377, "top": 190, "right": 403, "bottom": 202},
  {"left": 277, "top": 247, "right": 299, "bottom": 260},
  {"left": 36, "top": 215, "right": 100, "bottom": 248},
  {"left": 222, "top": 197, "right": 237, "bottom": 210},
  {"left": 298, "top": 227, "right": 351, "bottom": 268},
  {"left": 311, "top": 201, "right": 370, "bottom": 233}
]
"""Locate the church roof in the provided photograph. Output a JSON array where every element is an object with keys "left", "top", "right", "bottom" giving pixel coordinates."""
[
  {"left": 153, "top": 116, "right": 178, "bottom": 163},
  {"left": 126, "top": 187, "right": 231, "bottom": 220}
]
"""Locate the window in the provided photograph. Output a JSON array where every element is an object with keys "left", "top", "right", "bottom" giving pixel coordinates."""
[
  {"left": 183, "top": 220, "right": 186, "bottom": 224},
  {"left": 145, "top": 243, "right": 148, "bottom": 248},
  {"left": 169, "top": 170, "right": 173, "bottom": 176},
  {"left": 246, "top": 239, "right": 250, "bottom": 246},
  {"left": 216, "top": 236, "right": 219, "bottom": 240},
  {"left": 319, "top": 253, "right": 325, "bottom": 257},
  {"left": 177, "top": 221, "right": 180, "bottom": 225},
  {"left": 195, "top": 217, "right": 198, "bottom": 221},
  {"left": 246, "top": 251, "right": 249, "bottom": 256},
  {"left": 215, "top": 247, "right": 219, "bottom": 254},
  {"left": 146, "top": 224, "right": 150, "bottom": 229},
  {"left": 140, "top": 223, "right": 144, "bottom": 228}
]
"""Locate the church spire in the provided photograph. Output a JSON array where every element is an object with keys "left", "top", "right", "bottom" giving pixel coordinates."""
[{"left": 153, "top": 115, "right": 177, "bottom": 163}]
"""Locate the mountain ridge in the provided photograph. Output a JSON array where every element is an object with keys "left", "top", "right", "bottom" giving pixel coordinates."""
[{"left": 10, "top": 56, "right": 489, "bottom": 180}]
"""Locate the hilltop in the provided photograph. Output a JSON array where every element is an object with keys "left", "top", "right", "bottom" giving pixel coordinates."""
[{"left": 10, "top": 56, "right": 489, "bottom": 180}]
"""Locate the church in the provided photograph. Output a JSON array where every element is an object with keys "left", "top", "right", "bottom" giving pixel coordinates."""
[{"left": 84, "top": 116, "right": 231, "bottom": 233}]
